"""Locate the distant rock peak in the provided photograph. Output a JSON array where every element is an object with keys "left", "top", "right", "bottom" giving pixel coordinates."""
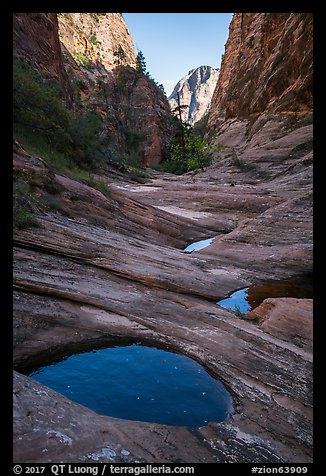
[{"left": 168, "top": 65, "right": 219, "bottom": 126}]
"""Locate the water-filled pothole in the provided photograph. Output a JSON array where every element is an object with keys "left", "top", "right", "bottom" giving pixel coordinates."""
[
  {"left": 217, "top": 275, "right": 313, "bottom": 314},
  {"left": 28, "top": 344, "right": 234, "bottom": 427},
  {"left": 218, "top": 287, "right": 251, "bottom": 314},
  {"left": 183, "top": 238, "right": 214, "bottom": 253}
]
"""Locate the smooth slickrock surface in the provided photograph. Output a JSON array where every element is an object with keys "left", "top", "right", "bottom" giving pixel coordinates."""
[
  {"left": 247, "top": 298, "right": 313, "bottom": 352},
  {"left": 13, "top": 12, "right": 313, "bottom": 464},
  {"left": 14, "top": 361, "right": 310, "bottom": 464},
  {"left": 13, "top": 131, "right": 312, "bottom": 462}
]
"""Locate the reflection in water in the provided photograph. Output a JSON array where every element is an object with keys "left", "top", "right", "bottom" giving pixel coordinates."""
[
  {"left": 183, "top": 238, "right": 214, "bottom": 253},
  {"left": 217, "top": 288, "right": 250, "bottom": 314},
  {"left": 247, "top": 275, "right": 313, "bottom": 309},
  {"left": 217, "top": 275, "right": 313, "bottom": 314},
  {"left": 28, "top": 344, "right": 234, "bottom": 427}
]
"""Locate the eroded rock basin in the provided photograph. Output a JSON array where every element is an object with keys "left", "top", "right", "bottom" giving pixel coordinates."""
[
  {"left": 217, "top": 275, "right": 313, "bottom": 314},
  {"left": 27, "top": 344, "right": 234, "bottom": 427},
  {"left": 13, "top": 139, "right": 313, "bottom": 463}
]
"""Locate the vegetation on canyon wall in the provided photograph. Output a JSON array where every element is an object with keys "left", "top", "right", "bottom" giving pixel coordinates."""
[
  {"left": 13, "top": 173, "right": 40, "bottom": 230},
  {"left": 13, "top": 54, "right": 168, "bottom": 179},
  {"left": 13, "top": 59, "right": 118, "bottom": 227},
  {"left": 13, "top": 59, "right": 106, "bottom": 171},
  {"left": 136, "top": 50, "right": 166, "bottom": 96},
  {"left": 13, "top": 52, "right": 219, "bottom": 221},
  {"left": 13, "top": 13, "right": 313, "bottom": 464}
]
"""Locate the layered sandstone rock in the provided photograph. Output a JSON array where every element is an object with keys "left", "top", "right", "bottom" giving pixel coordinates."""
[
  {"left": 109, "top": 67, "right": 173, "bottom": 166},
  {"left": 13, "top": 12, "right": 173, "bottom": 167},
  {"left": 13, "top": 11, "right": 313, "bottom": 465},
  {"left": 207, "top": 13, "right": 313, "bottom": 147},
  {"left": 13, "top": 13, "right": 73, "bottom": 107},
  {"left": 168, "top": 66, "right": 219, "bottom": 125},
  {"left": 247, "top": 298, "right": 313, "bottom": 351},
  {"left": 13, "top": 142, "right": 313, "bottom": 462},
  {"left": 58, "top": 13, "right": 137, "bottom": 72},
  {"left": 57, "top": 13, "right": 173, "bottom": 166}
]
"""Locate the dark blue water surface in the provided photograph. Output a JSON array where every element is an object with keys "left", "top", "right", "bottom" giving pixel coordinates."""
[{"left": 29, "top": 345, "right": 234, "bottom": 427}]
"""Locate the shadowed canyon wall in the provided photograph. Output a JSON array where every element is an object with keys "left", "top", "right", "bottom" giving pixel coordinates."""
[
  {"left": 13, "top": 13, "right": 74, "bottom": 107},
  {"left": 207, "top": 13, "right": 313, "bottom": 147}
]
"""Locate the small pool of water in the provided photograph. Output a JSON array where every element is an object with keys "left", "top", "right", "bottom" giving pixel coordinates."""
[
  {"left": 28, "top": 344, "right": 234, "bottom": 427},
  {"left": 217, "top": 275, "right": 313, "bottom": 314},
  {"left": 218, "top": 288, "right": 251, "bottom": 314},
  {"left": 183, "top": 238, "right": 214, "bottom": 253}
]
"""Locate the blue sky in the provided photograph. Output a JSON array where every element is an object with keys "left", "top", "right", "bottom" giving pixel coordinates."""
[{"left": 122, "top": 13, "right": 233, "bottom": 96}]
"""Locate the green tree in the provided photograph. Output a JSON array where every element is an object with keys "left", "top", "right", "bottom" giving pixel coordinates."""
[
  {"left": 136, "top": 51, "right": 166, "bottom": 97},
  {"left": 185, "top": 133, "right": 212, "bottom": 171},
  {"left": 162, "top": 117, "right": 219, "bottom": 175},
  {"left": 136, "top": 50, "right": 147, "bottom": 74},
  {"left": 68, "top": 110, "right": 103, "bottom": 166},
  {"left": 193, "top": 112, "right": 209, "bottom": 139},
  {"left": 157, "top": 83, "right": 165, "bottom": 94}
]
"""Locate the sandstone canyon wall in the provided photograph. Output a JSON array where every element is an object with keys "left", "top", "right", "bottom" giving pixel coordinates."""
[
  {"left": 13, "top": 12, "right": 173, "bottom": 167},
  {"left": 207, "top": 13, "right": 313, "bottom": 152},
  {"left": 58, "top": 13, "right": 173, "bottom": 166},
  {"left": 168, "top": 65, "right": 219, "bottom": 125},
  {"left": 13, "top": 13, "right": 74, "bottom": 107},
  {"left": 58, "top": 13, "right": 137, "bottom": 72},
  {"left": 13, "top": 12, "right": 313, "bottom": 465}
]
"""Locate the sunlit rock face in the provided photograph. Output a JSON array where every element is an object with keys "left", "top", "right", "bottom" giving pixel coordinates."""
[
  {"left": 13, "top": 12, "right": 173, "bottom": 167},
  {"left": 57, "top": 13, "right": 138, "bottom": 74},
  {"left": 12, "top": 12, "right": 313, "bottom": 464},
  {"left": 57, "top": 13, "right": 173, "bottom": 167},
  {"left": 168, "top": 66, "right": 219, "bottom": 125}
]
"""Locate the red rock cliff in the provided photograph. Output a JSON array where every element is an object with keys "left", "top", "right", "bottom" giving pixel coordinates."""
[
  {"left": 57, "top": 13, "right": 137, "bottom": 72},
  {"left": 13, "top": 13, "right": 173, "bottom": 167},
  {"left": 207, "top": 13, "right": 313, "bottom": 142},
  {"left": 13, "top": 13, "right": 73, "bottom": 107},
  {"left": 57, "top": 13, "right": 173, "bottom": 166}
]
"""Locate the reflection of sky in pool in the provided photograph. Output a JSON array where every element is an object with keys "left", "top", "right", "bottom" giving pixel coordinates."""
[
  {"left": 183, "top": 238, "right": 214, "bottom": 253},
  {"left": 29, "top": 345, "right": 234, "bottom": 428},
  {"left": 217, "top": 288, "right": 251, "bottom": 314},
  {"left": 216, "top": 276, "right": 313, "bottom": 315}
]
